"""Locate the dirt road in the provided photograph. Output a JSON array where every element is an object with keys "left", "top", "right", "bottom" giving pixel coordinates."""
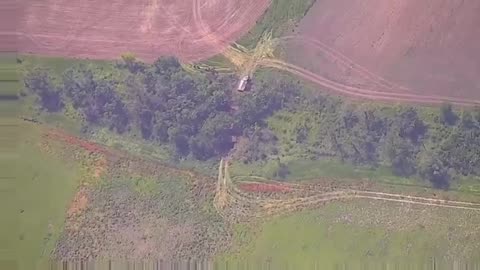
[
  {"left": 259, "top": 58, "right": 480, "bottom": 106},
  {"left": 215, "top": 160, "right": 480, "bottom": 220}
]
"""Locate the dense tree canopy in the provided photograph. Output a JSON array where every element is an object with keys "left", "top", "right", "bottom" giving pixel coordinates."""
[
  {"left": 23, "top": 56, "right": 480, "bottom": 189},
  {"left": 24, "top": 68, "right": 63, "bottom": 112},
  {"left": 61, "top": 65, "right": 130, "bottom": 133}
]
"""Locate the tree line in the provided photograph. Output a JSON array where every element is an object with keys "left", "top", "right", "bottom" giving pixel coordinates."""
[
  {"left": 235, "top": 95, "right": 480, "bottom": 188},
  {"left": 23, "top": 56, "right": 480, "bottom": 188},
  {"left": 23, "top": 56, "right": 299, "bottom": 160}
]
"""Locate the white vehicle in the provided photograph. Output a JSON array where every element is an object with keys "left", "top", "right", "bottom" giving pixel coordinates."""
[{"left": 237, "top": 75, "right": 250, "bottom": 92}]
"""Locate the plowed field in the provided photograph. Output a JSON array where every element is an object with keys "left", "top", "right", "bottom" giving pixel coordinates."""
[
  {"left": 15, "top": 0, "right": 270, "bottom": 62},
  {"left": 286, "top": 0, "right": 480, "bottom": 101}
]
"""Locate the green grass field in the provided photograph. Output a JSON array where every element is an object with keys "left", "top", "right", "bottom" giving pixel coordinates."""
[
  {"left": 0, "top": 53, "right": 20, "bottom": 98},
  {"left": 0, "top": 121, "right": 82, "bottom": 270},
  {"left": 232, "top": 158, "right": 417, "bottom": 184},
  {"left": 239, "top": 0, "right": 316, "bottom": 48},
  {"left": 18, "top": 54, "right": 111, "bottom": 77},
  {"left": 219, "top": 199, "right": 480, "bottom": 269}
]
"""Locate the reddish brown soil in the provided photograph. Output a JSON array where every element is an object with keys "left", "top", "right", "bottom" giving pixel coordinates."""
[
  {"left": 44, "top": 130, "right": 108, "bottom": 154},
  {"left": 15, "top": 0, "right": 270, "bottom": 62},
  {"left": 0, "top": 0, "right": 17, "bottom": 52},
  {"left": 67, "top": 189, "right": 88, "bottom": 218},
  {"left": 286, "top": 0, "right": 480, "bottom": 102}
]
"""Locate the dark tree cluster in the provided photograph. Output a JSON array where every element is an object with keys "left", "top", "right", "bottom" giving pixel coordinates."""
[
  {"left": 23, "top": 56, "right": 480, "bottom": 189},
  {"left": 62, "top": 66, "right": 130, "bottom": 133},
  {"left": 133, "top": 58, "right": 236, "bottom": 159},
  {"left": 24, "top": 57, "right": 299, "bottom": 161},
  {"left": 290, "top": 99, "right": 480, "bottom": 188},
  {"left": 24, "top": 68, "right": 63, "bottom": 112},
  {"left": 123, "top": 58, "right": 299, "bottom": 160}
]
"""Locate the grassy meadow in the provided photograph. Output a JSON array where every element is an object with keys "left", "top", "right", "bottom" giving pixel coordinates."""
[
  {"left": 1, "top": 121, "right": 82, "bottom": 270},
  {"left": 219, "top": 199, "right": 480, "bottom": 269}
]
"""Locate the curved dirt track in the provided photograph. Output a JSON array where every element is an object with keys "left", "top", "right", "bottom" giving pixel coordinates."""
[
  {"left": 228, "top": 180, "right": 480, "bottom": 219},
  {"left": 15, "top": 0, "right": 270, "bottom": 62},
  {"left": 287, "top": 0, "right": 480, "bottom": 101},
  {"left": 215, "top": 161, "right": 480, "bottom": 221},
  {"left": 236, "top": 180, "right": 480, "bottom": 212},
  {"left": 260, "top": 58, "right": 480, "bottom": 106},
  {"left": 281, "top": 36, "right": 413, "bottom": 94}
]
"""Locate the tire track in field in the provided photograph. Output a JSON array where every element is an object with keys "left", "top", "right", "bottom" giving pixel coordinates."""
[
  {"left": 192, "top": 0, "right": 249, "bottom": 63},
  {"left": 215, "top": 160, "right": 480, "bottom": 220},
  {"left": 237, "top": 181, "right": 480, "bottom": 215},
  {"left": 281, "top": 35, "right": 412, "bottom": 92},
  {"left": 259, "top": 58, "right": 480, "bottom": 106}
]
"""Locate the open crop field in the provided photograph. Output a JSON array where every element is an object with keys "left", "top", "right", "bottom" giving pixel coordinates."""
[
  {"left": 279, "top": 0, "right": 480, "bottom": 104},
  {"left": 15, "top": 0, "right": 270, "bottom": 62},
  {"left": 220, "top": 199, "right": 480, "bottom": 268},
  {"left": 1, "top": 120, "right": 83, "bottom": 270}
]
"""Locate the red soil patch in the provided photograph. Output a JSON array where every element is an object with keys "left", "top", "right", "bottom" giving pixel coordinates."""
[
  {"left": 44, "top": 130, "right": 108, "bottom": 155},
  {"left": 93, "top": 157, "right": 107, "bottom": 179},
  {"left": 286, "top": 0, "right": 480, "bottom": 102},
  {"left": 15, "top": 0, "right": 270, "bottom": 62},
  {"left": 238, "top": 182, "right": 294, "bottom": 193},
  {"left": 67, "top": 189, "right": 88, "bottom": 218}
]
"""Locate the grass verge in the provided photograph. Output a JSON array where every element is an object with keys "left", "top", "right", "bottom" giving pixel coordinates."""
[{"left": 238, "top": 0, "right": 316, "bottom": 48}]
